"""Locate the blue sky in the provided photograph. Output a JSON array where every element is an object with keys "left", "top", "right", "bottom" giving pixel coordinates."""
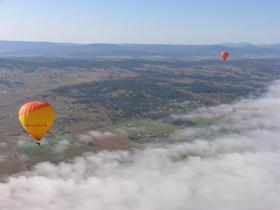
[{"left": 0, "top": 0, "right": 279, "bottom": 44}]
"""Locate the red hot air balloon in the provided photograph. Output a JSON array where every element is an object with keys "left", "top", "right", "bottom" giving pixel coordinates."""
[{"left": 220, "top": 51, "right": 229, "bottom": 61}]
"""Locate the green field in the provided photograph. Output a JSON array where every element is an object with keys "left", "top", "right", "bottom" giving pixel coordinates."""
[
  {"left": 107, "top": 119, "right": 179, "bottom": 139},
  {"left": 188, "top": 116, "right": 213, "bottom": 126}
]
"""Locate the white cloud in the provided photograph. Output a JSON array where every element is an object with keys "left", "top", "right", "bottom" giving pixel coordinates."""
[
  {"left": 0, "top": 142, "right": 7, "bottom": 149},
  {"left": 78, "top": 131, "right": 116, "bottom": 143},
  {"left": 16, "top": 140, "right": 27, "bottom": 146},
  {"left": 1, "top": 81, "right": 280, "bottom": 210},
  {"left": 53, "top": 139, "right": 70, "bottom": 154}
]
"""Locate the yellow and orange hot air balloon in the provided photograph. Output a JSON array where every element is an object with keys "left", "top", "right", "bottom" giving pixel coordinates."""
[
  {"left": 19, "top": 101, "right": 55, "bottom": 144},
  {"left": 220, "top": 51, "right": 229, "bottom": 61}
]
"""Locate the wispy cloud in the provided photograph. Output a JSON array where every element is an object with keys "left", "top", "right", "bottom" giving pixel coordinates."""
[
  {"left": 78, "top": 131, "right": 116, "bottom": 143},
  {"left": 1, "top": 81, "right": 280, "bottom": 210}
]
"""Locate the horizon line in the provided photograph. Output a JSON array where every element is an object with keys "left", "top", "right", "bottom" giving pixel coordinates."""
[{"left": 0, "top": 39, "right": 279, "bottom": 46}]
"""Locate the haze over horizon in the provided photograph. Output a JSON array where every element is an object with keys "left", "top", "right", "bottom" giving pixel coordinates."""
[
  {"left": 0, "top": 0, "right": 279, "bottom": 44},
  {"left": 1, "top": 40, "right": 280, "bottom": 46}
]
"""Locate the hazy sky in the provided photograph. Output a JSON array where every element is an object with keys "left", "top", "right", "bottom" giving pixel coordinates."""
[{"left": 0, "top": 0, "right": 279, "bottom": 44}]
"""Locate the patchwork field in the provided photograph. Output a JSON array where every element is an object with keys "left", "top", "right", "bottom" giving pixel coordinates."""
[{"left": 1, "top": 57, "right": 280, "bottom": 175}]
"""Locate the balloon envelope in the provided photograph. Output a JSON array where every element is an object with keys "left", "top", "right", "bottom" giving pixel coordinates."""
[
  {"left": 221, "top": 51, "right": 229, "bottom": 61},
  {"left": 19, "top": 101, "right": 55, "bottom": 141}
]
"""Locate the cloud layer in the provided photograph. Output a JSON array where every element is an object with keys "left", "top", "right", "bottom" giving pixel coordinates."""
[{"left": 1, "top": 81, "right": 280, "bottom": 210}]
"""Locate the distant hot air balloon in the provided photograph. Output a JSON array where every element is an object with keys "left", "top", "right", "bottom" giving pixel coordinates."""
[
  {"left": 220, "top": 51, "right": 229, "bottom": 61},
  {"left": 19, "top": 101, "right": 55, "bottom": 144}
]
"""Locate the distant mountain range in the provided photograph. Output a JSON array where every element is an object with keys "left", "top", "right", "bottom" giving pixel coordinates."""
[{"left": 0, "top": 40, "right": 279, "bottom": 59}]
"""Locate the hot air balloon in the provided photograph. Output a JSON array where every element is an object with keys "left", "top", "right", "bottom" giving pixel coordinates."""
[
  {"left": 221, "top": 51, "right": 229, "bottom": 61},
  {"left": 19, "top": 101, "right": 55, "bottom": 145}
]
